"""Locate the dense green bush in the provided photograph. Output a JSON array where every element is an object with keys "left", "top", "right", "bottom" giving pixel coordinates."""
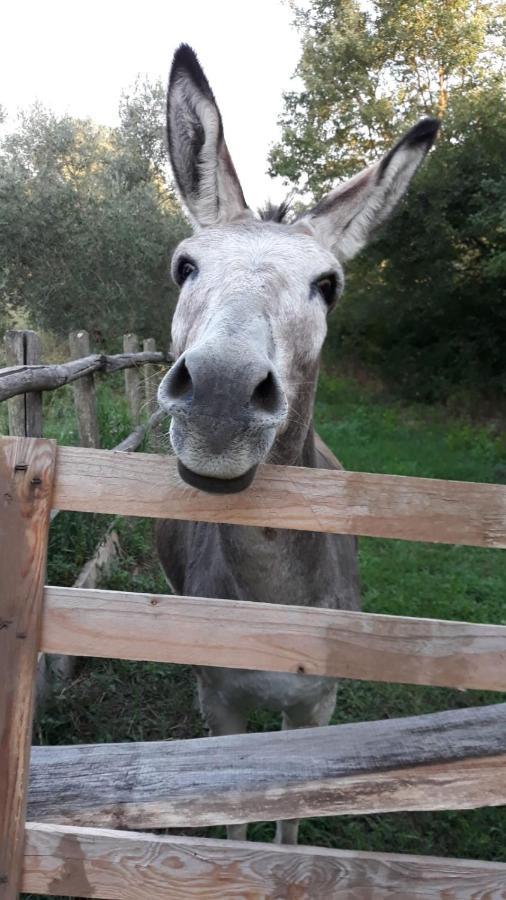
[{"left": 329, "top": 83, "right": 506, "bottom": 401}]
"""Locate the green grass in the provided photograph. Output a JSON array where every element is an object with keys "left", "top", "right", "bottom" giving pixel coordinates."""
[{"left": 21, "top": 373, "right": 506, "bottom": 899}]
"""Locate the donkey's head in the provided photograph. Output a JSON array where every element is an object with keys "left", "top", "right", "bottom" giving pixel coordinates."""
[{"left": 158, "top": 45, "right": 439, "bottom": 493}]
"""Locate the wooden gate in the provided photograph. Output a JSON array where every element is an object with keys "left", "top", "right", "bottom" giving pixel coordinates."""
[{"left": 1, "top": 435, "right": 506, "bottom": 898}]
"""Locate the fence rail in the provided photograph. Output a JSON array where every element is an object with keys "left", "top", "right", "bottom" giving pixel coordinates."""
[
  {"left": 51, "top": 442, "right": 506, "bottom": 547},
  {"left": 42, "top": 584, "right": 506, "bottom": 691},
  {"left": 27, "top": 702, "right": 506, "bottom": 829},
  {"left": 23, "top": 823, "right": 506, "bottom": 900},
  {"left": 0, "top": 348, "right": 171, "bottom": 403}
]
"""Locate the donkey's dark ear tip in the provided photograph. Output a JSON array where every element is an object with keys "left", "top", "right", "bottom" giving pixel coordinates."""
[
  {"left": 170, "top": 44, "right": 214, "bottom": 100},
  {"left": 172, "top": 43, "right": 199, "bottom": 71},
  {"left": 405, "top": 117, "right": 441, "bottom": 147}
]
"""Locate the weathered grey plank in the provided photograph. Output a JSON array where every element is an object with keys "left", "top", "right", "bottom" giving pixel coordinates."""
[
  {"left": 28, "top": 703, "right": 506, "bottom": 829},
  {"left": 22, "top": 822, "right": 506, "bottom": 899},
  {"left": 41, "top": 585, "right": 506, "bottom": 691},
  {"left": 48, "top": 443, "right": 506, "bottom": 547}
]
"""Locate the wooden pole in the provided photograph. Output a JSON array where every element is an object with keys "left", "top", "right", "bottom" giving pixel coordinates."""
[
  {"left": 0, "top": 437, "right": 57, "bottom": 899},
  {"left": 123, "top": 334, "right": 140, "bottom": 424},
  {"left": 69, "top": 331, "right": 99, "bottom": 448},
  {"left": 4, "top": 331, "right": 24, "bottom": 435},
  {"left": 4, "top": 330, "right": 43, "bottom": 437},
  {"left": 142, "top": 338, "right": 158, "bottom": 415},
  {"left": 142, "top": 337, "right": 162, "bottom": 449},
  {"left": 24, "top": 332, "right": 43, "bottom": 437}
]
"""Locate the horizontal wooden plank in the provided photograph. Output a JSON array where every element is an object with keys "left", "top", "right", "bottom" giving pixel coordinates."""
[
  {"left": 22, "top": 822, "right": 506, "bottom": 899},
  {"left": 28, "top": 703, "right": 506, "bottom": 829},
  {"left": 42, "top": 585, "right": 506, "bottom": 691},
  {"left": 46, "top": 441, "right": 506, "bottom": 546}
]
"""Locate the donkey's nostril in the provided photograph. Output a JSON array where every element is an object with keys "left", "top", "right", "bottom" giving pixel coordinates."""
[
  {"left": 166, "top": 357, "right": 193, "bottom": 402},
  {"left": 251, "top": 370, "right": 282, "bottom": 415}
]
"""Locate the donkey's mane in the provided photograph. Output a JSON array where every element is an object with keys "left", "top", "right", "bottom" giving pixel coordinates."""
[{"left": 258, "top": 200, "right": 291, "bottom": 223}]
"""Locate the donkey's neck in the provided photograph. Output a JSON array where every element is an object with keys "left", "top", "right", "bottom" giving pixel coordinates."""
[
  {"left": 266, "top": 363, "right": 319, "bottom": 470},
  {"left": 211, "top": 371, "right": 350, "bottom": 611}
]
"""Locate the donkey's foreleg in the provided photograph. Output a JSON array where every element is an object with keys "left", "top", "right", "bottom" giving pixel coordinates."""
[
  {"left": 196, "top": 675, "right": 248, "bottom": 841},
  {"left": 275, "top": 686, "right": 337, "bottom": 845}
]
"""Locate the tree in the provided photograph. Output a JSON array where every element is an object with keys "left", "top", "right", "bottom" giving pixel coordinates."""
[
  {"left": 330, "top": 82, "right": 506, "bottom": 400},
  {"left": 0, "top": 82, "right": 189, "bottom": 344},
  {"left": 269, "top": 0, "right": 506, "bottom": 401},
  {"left": 270, "top": 0, "right": 505, "bottom": 194}
]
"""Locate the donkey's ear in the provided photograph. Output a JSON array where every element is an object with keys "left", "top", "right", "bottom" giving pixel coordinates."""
[
  {"left": 300, "top": 118, "right": 440, "bottom": 262},
  {"left": 167, "top": 44, "right": 249, "bottom": 227}
]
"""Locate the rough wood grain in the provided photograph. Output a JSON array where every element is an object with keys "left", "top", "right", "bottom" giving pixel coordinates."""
[
  {"left": 0, "top": 437, "right": 56, "bottom": 899},
  {"left": 0, "top": 350, "right": 171, "bottom": 402},
  {"left": 50, "top": 444, "right": 506, "bottom": 547},
  {"left": 28, "top": 703, "right": 506, "bottom": 829},
  {"left": 41, "top": 585, "right": 506, "bottom": 691},
  {"left": 4, "top": 330, "right": 42, "bottom": 437},
  {"left": 69, "top": 330, "right": 99, "bottom": 448},
  {"left": 22, "top": 822, "right": 506, "bottom": 899},
  {"left": 123, "top": 333, "right": 140, "bottom": 424}
]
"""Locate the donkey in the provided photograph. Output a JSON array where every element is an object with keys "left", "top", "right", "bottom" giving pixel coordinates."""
[{"left": 156, "top": 44, "right": 439, "bottom": 844}]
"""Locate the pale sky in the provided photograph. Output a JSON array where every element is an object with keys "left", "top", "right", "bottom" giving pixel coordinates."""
[{"left": 2, "top": 0, "right": 303, "bottom": 203}]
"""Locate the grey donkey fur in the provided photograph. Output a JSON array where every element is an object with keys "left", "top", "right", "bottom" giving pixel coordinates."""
[{"left": 157, "top": 43, "right": 439, "bottom": 843}]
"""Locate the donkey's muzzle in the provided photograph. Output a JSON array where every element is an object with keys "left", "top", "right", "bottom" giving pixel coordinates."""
[
  {"left": 158, "top": 346, "right": 287, "bottom": 487},
  {"left": 160, "top": 349, "right": 286, "bottom": 428}
]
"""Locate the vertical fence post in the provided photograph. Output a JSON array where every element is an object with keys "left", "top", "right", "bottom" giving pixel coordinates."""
[
  {"left": 143, "top": 337, "right": 162, "bottom": 450},
  {"left": 0, "top": 437, "right": 57, "bottom": 899},
  {"left": 4, "top": 331, "right": 24, "bottom": 436},
  {"left": 123, "top": 333, "right": 140, "bottom": 424},
  {"left": 142, "top": 338, "right": 157, "bottom": 415},
  {"left": 4, "top": 330, "right": 43, "bottom": 438},
  {"left": 69, "top": 330, "right": 99, "bottom": 448}
]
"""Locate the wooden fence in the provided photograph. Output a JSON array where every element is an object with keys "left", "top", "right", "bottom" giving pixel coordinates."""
[
  {"left": 2, "top": 328, "right": 170, "bottom": 449},
  {"left": 1, "top": 329, "right": 506, "bottom": 896},
  {"left": 1, "top": 428, "right": 506, "bottom": 898},
  {"left": 1, "top": 328, "right": 170, "bottom": 704}
]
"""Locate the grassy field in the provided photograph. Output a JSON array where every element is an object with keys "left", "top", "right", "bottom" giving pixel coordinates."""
[{"left": 14, "top": 371, "right": 506, "bottom": 898}]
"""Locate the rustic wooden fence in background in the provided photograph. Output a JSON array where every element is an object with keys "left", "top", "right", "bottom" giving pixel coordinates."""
[
  {"left": 1, "top": 328, "right": 171, "bottom": 449},
  {"left": 1, "top": 427, "right": 506, "bottom": 897},
  {"left": 1, "top": 328, "right": 170, "bottom": 702}
]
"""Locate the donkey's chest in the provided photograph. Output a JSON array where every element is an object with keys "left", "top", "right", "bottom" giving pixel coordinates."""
[
  {"left": 197, "top": 665, "right": 335, "bottom": 714},
  {"left": 185, "top": 523, "right": 355, "bottom": 610}
]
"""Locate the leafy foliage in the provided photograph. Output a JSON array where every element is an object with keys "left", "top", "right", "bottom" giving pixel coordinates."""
[
  {"left": 331, "top": 83, "right": 506, "bottom": 400},
  {"left": 0, "top": 81, "right": 189, "bottom": 343},
  {"left": 270, "top": 0, "right": 506, "bottom": 401},
  {"left": 270, "top": 0, "right": 505, "bottom": 192}
]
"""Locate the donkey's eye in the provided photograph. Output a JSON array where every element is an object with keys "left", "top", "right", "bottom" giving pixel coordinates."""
[
  {"left": 313, "top": 273, "right": 338, "bottom": 309},
  {"left": 176, "top": 257, "right": 197, "bottom": 286}
]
